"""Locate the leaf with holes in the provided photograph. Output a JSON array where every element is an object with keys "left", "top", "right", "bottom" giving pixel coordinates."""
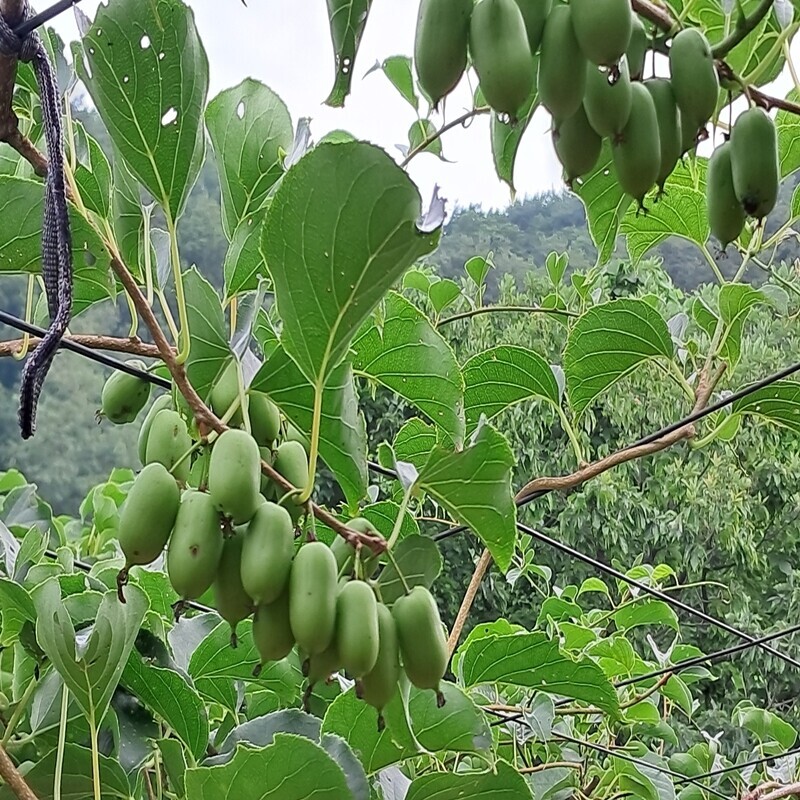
[
  {"left": 183, "top": 267, "right": 231, "bottom": 404},
  {"left": 463, "top": 345, "right": 560, "bottom": 430},
  {"left": 74, "top": 0, "right": 208, "bottom": 221},
  {"left": 0, "top": 176, "right": 114, "bottom": 315},
  {"left": 460, "top": 631, "right": 619, "bottom": 716},
  {"left": 733, "top": 381, "right": 800, "bottom": 434},
  {"left": 377, "top": 534, "right": 442, "bottom": 605},
  {"left": 33, "top": 580, "right": 148, "bottom": 726},
  {"left": 263, "top": 141, "right": 440, "bottom": 389},
  {"left": 414, "top": 422, "right": 516, "bottom": 571},
  {"left": 250, "top": 345, "right": 368, "bottom": 504},
  {"left": 324, "top": 0, "right": 373, "bottom": 107},
  {"left": 406, "top": 760, "right": 532, "bottom": 800},
  {"left": 575, "top": 142, "right": 631, "bottom": 265},
  {"left": 223, "top": 214, "right": 269, "bottom": 299},
  {"left": 564, "top": 299, "right": 674, "bottom": 417},
  {"left": 491, "top": 77, "right": 537, "bottom": 193},
  {"left": 352, "top": 293, "right": 464, "bottom": 444},
  {"left": 206, "top": 79, "right": 293, "bottom": 239}
]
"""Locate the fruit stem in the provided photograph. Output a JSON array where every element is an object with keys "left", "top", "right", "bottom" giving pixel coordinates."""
[
  {"left": 156, "top": 288, "right": 181, "bottom": 346},
  {"left": 384, "top": 547, "right": 412, "bottom": 595},
  {"left": 298, "top": 383, "right": 323, "bottom": 504},
  {"left": 236, "top": 360, "right": 251, "bottom": 436},
  {"left": 53, "top": 681, "right": 69, "bottom": 800},
  {"left": 387, "top": 489, "right": 412, "bottom": 551},
  {"left": 166, "top": 217, "right": 191, "bottom": 365},
  {"left": 169, "top": 440, "right": 204, "bottom": 478}
]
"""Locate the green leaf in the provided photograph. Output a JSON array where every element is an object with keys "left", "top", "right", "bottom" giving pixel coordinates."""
[
  {"left": 184, "top": 267, "right": 231, "bottom": 403},
  {"left": 460, "top": 632, "right": 620, "bottom": 717},
  {"left": 575, "top": 142, "right": 632, "bottom": 265},
  {"left": 322, "top": 689, "right": 416, "bottom": 774},
  {"left": 324, "top": 0, "right": 373, "bottom": 107},
  {"left": 74, "top": 130, "right": 112, "bottom": 218},
  {"left": 371, "top": 55, "right": 418, "bottom": 110},
  {"left": 377, "top": 534, "right": 443, "bottom": 605},
  {"left": 0, "top": 577, "right": 35, "bottom": 646},
  {"left": 121, "top": 651, "right": 209, "bottom": 761},
  {"left": 733, "top": 703, "right": 798, "bottom": 749},
  {"left": 545, "top": 252, "right": 568, "bottom": 286},
  {"left": 408, "top": 119, "right": 443, "bottom": 158},
  {"left": 777, "top": 90, "right": 800, "bottom": 177},
  {"left": 263, "top": 141, "right": 440, "bottom": 387},
  {"left": 406, "top": 760, "right": 532, "bottom": 800},
  {"left": 111, "top": 153, "right": 146, "bottom": 280},
  {"left": 733, "top": 381, "right": 800, "bottom": 434},
  {"left": 74, "top": 0, "right": 208, "bottom": 221},
  {"left": 224, "top": 214, "right": 269, "bottom": 299},
  {"left": 391, "top": 419, "right": 439, "bottom": 471},
  {"left": 429, "top": 278, "right": 462, "bottom": 314},
  {"left": 250, "top": 345, "right": 368, "bottom": 504},
  {"left": 613, "top": 600, "right": 679, "bottom": 632},
  {"left": 491, "top": 83, "right": 537, "bottom": 194},
  {"left": 414, "top": 422, "right": 516, "bottom": 571},
  {"left": 463, "top": 345, "right": 560, "bottom": 430},
  {"left": 185, "top": 733, "right": 352, "bottom": 799},
  {"left": 564, "top": 299, "right": 674, "bottom": 416},
  {"left": 352, "top": 293, "right": 464, "bottom": 444},
  {"left": 0, "top": 743, "right": 130, "bottom": 800},
  {"left": 717, "top": 284, "right": 768, "bottom": 368},
  {"left": 157, "top": 738, "right": 188, "bottom": 798},
  {"left": 33, "top": 581, "right": 148, "bottom": 725},
  {"left": 206, "top": 79, "right": 293, "bottom": 239},
  {"left": 466, "top": 254, "right": 492, "bottom": 288},
  {"left": 0, "top": 176, "right": 114, "bottom": 315}
]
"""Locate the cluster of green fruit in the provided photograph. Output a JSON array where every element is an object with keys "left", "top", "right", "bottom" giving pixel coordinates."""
[
  {"left": 414, "top": 0, "right": 779, "bottom": 226},
  {"left": 101, "top": 361, "right": 449, "bottom": 723}
]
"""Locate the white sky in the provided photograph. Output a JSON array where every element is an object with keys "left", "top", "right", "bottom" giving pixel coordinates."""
[{"left": 52, "top": 1, "right": 797, "bottom": 213}]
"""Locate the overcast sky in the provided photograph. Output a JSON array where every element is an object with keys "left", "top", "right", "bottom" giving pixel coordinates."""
[{"left": 53, "top": 1, "right": 796, "bottom": 213}]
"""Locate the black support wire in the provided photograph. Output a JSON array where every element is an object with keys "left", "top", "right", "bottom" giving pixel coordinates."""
[{"left": 13, "top": 0, "right": 83, "bottom": 38}]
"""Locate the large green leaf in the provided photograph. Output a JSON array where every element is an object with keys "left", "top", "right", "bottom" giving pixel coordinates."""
[
  {"left": 414, "top": 422, "right": 516, "bottom": 571},
  {"left": 0, "top": 576, "right": 35, "bottom": 646},
  {"left": 387, "top": 419, "right": 439, "bottom": 471},
  {"left": 74, "top": 0, "right": 208, "bottom": 221},
  {"left": 0, "top": 744, "right": 130, "bottom": 800},
  {"left": 33, "top": 581, "right": 148, "bottom": 726},
  {"left": 406, "top": 760, "right": 532, "bottom": 800},
  {"left": 564, "top": 299, "right": 674, "bottom": 417},
  {"left": 324, "top": 0, "right": 373, "bottom": 107},
  {"left": 733, "top": 381, "right": 800, "bottom": 433},
  {"left": 122, "top": 651, "right": 209, "bottom": 761},
  {"left": 262, "top": 140, "right": 440, "bottom": 388},
  {"left": 185, "top": 733, "right": 352, "bottom": 799},
  {"left": 575, "top": 142, "right": 632, "bottom": 265},
  {"left": 352, "top": 292, "right": 464, "bottom": 445},
  {"left": 250, "top": 345, "right": 368, "bottom": 504},
  {"left": 462, "top": 345, "right": 560, "bottom": 430},
  {"left": 460, "top": 631, "right": 620, "bottom": 717},
  {"left": 0, "top": 176, "right": 114, "bottom": 314},
  {"left": 184, "top": 267, "right": 231, "bottom": 403},
  {"left": 206, "top": 79, "right": 293, "bottom": 239}
]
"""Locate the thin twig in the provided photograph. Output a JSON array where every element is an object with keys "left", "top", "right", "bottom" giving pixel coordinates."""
[
  {"left": 0, "top": 743, "right": 39, "bottom": 800},
  {"left": 631, "top": 0, "right": 678, "bottom": 32},
  {"left": 446, "top": 548, "right": 493, "bottom": 657},
  {"left": 751, "top": 784, "right": 800, "bottom": 800},
  {"left": 519, "top": 761, "right": 582, "bottom": 775},
  {"left": 557, "top": 673, "right": 672, "bottom": 716},
  {"left": 436, "top": 305, "right": 578, "bottom": 327},
  {"left": 401, "top": 107, "right": 491, "bottom": 168},
  {"left": 0, "top": 334, "right": 162, "bottom": 359}
]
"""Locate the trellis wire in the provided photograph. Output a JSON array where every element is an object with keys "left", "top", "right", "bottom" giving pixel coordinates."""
[
  {"left": 13, "top": 0, "right": 83, "bottom": 38},
  {"left": 2, "top": 307, "right": 800, "bottom": 669}
]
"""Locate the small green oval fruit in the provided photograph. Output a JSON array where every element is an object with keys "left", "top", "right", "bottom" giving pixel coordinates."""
[
  {"left": 209, "top": 359, "right": 244, "bottom": 425},
  {"left": 137, "top": 394, "right": 173, "bottom": 465},
  {"left": 513, "top": 0, "right": 551, "bottom": 54},
  {"left": 644, "top": 78, "right": 682, "bottom": 191},
  {"left": 306, "top": 644, "right": 341, "bottom": 684},
  {"left": 252, "top": 590, "right": 295, "bottom": 664},
  {"left": 208, "top": 429, "right": 262, "bottom": 525},
  {"left": 145, "top": 409, "right": 193, "bottom": 483},
  {"left": 359, "top": 604, "right": 401, "bottom": 714},
  {"left": 249, "top": 392, "right": 281, "bottom": 446},
  {"left": 626, "top": 16, "right": 648, "bottom": 81},
  {"left": 571, "top": 0, "right": 632, "bottom": 67},
  {"left": 118, "top": 463, "right": 180, "bottom": 567},
  {"left": 414, "top": 0, "right": 473, "bottom": 107},
  {"left": 167, "top": 491, "right": 223, "bottom": 600},
  {"left": 469, "top": 0, "right": 534, "bottom": 117},
  {"left": 584, "top": 59, "right": 632, "bottom": 139},
  {"left": 392, "top": 586, "right": 448, "bottom": 692},
  {"left": 285, "top": 423, "right": 310, "bottom": 455},
  {"left": 336, "top": 581, "right": 380, "bottom": 678},
  {"left": 731, "top": 107, "right": 779, "bottom": 220},
  {"left": 612, "top": 82, "right": 661, "bottom": 206},
  {"left": 213, "top": 532, "right": 254, "bottom": 643},
  {"left": 680, "top": 113, "right": 702, "bottom": 156},
  {"left": 101, "top": 361, "right": 152, "bottom": 424},
  {"left": 538, "top": 4, "right": 587, "bottom": 123},
  {"left": 707, "top": 142, "right": 747, "bottom": 248},
  {"left": 241, "top": 501, "right": 295, "bottom": 604},
  {"left": 289, "top": 541, "right": 338, "bottom": 655},
  {"left": 273, "top": 440, "right": 310, "bottom": 509},
  {"left": 553, "top": 104, "right": 602, "bottom": 185},
  {"left": 669, "top": 28, "right": 719, "bottom": 130},
  {"left": 330, "top": 518, "right": 383, "bottom": 577}
]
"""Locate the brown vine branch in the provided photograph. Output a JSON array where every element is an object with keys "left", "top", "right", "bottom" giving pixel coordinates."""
[
  {"left": 436, "top": 305, "right": 579, "bottom": 328},
  {"left": 401, "top": 107, "right": 491, "bottom": 168},
  {"left": 446, "top": 548, "right": 492, "bottom": 657},
  {"left": 519, "top": 761, "right": 582, "bottom": 775},
  {"left": 630, "top": 0, "right": 678, "bottom": 33},
  {"left": 0, "top": 743, "right": 39, "bottom": 800},
  {"left": 746, "top": 783, "right": 800, "bottom": 800},
  {"left": 0, "top": 334, "right": 163, "bottom": 359}
]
